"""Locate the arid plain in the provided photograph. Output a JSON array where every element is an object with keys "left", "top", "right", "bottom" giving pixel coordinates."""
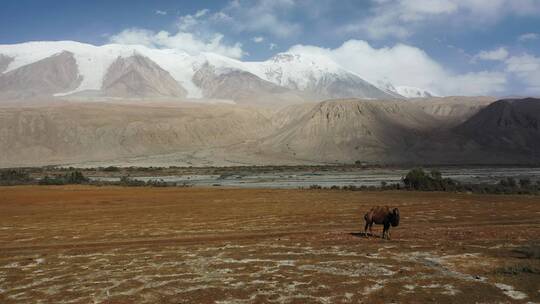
[{"left": 0, "top": 186, "right": 539, "bottom": 303}]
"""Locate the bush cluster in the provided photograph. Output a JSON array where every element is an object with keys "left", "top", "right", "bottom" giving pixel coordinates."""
[
  {"left": 116, "top": 176, "right": 184, "bottom": 187},
  {"left": 0, "top": 169, "right": 33, "bottom": 185},
  {"left": 39, "top": 171, "right": 89, "bottom": 185},
  {"left": 102, "top": 166, "right": 120, "bottom": 172},
  {"left": 305, "top": 168, "right": 539, "bottom": 195},
  {"left": 306, "top": 183, "right": 401, "bottom": 191},
  {"left": 403, "top": 168, "right": 458, "bottom": 191}
]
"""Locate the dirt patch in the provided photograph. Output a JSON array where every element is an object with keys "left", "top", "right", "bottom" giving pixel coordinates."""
[{"left": 0, "top": 186, "right": 539, "bottom": 303}]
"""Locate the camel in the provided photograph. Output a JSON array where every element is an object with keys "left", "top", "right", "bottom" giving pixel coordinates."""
[{"left": 364, "top": 206, "right": 400, "bottom": 239}]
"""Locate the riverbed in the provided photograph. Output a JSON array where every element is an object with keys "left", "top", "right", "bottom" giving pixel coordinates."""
[{"left": 89, "top": 167, "right": 540, "bottom": 188}]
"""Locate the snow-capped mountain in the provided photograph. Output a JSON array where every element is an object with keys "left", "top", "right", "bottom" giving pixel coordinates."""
[
  {"left": 375, "top": 80, "right": 435, "bottom": 99},
  {"left": 375, "top": 80, "right": 408, "bottom": 99},
  {"left": 244, "top": 52, "right": 397, "bottom": 100},
  {"left": 0, "top": 40, "right": 405, "bottom": 104},
  {"left": 395, "top": 86, "right": 435, "bottom": 98},
  {"left": 0, "top": 41, "right": 205, "bottom": 99},
  {"left": 192, "top": 62, "right": 305, "bottom": 106}
]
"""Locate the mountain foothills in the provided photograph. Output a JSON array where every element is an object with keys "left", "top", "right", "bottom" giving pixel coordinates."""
[
  {"left": 0, "top": 41, "right": 538, "bottom": 167},
  {"left": 1, "top": 96, "right": 539, "bottom": 168}
]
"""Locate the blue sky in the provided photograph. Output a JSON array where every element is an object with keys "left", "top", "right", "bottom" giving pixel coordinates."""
[{"left": 1, "top": 0, "right": 539, "bottom": 96}]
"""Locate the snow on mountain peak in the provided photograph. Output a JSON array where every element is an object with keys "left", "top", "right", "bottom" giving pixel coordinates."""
[
  {"left": 374, "top": 79, "right": 436, "bottom": 99},
  {"left": 395, "top": 86, "right": 435, "bottom": 98},
  {"left": 244, "top": 51, "right": 349, "bottom": 90},
  {"left": 0, "top": 40, "right": 426, "bottom": 101},
  {"left": 0, "top": 41, "right": 203, "bottom": 98},
  {"left": 375, "top": 80, "right": 405, "bottom": 98}
]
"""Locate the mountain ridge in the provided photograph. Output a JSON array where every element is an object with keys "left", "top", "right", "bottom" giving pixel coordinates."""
[{"left": 0, "top": 40, "right": 402, "bottom": 104}]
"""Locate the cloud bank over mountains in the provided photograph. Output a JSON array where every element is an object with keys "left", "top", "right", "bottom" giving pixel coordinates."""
[
  {"left": 1, "top": 0, "right": 539, "bottom": 96},
  {"left": 100, "top": 0, "right": 540, "bottom": 96},
  {"left": 108, "top": 31, "right": 509, "bottom": 96},
  {"left": 287, "top": 41, "right": 508, "bottom": 96}
]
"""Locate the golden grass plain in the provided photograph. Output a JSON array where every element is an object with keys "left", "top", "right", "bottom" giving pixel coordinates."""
[{"left": 0, "top": 186, "right": 539, "bottom": 303}]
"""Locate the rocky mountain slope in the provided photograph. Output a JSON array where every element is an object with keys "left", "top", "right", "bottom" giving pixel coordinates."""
[
  {"left": 0, "top": 54, "right": 13, "bottom": 73},
  {"left": 100, "top": 54, "right": 187, "bottom": 98},
  {"left": 2, "top": 97, "right": 538, "bottom": 168},
  {"left": 456, "top": 98, "right": 540, "bottom": 154},
  {"left": 0, "top": 51, "right": 81, "bottom": 99},
  {"left": 258, "top": 100, "right": 440, "bottom": 164},
  {"left": 0, "top": 102, "right": 274, "bottom": 167},
  {"left": 192, "top": 63, "right": 304, "bottom": 106},
  {"left": 410, "top": 96, "right": 497, "bottom": 126}
]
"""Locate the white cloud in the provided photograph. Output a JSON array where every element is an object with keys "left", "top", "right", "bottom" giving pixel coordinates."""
[
  {"left": 399, "top": 0, "right": 458, "bottom": 21},
  {"left": 109, "top": 28, "right": 244, "bottom": 59},
  {"left": 210, "top": 11, "right": 233, "bottom": 22},
  {"left": 269, "top": 43, "right": 277, "bottom": 50},
  {"left": 473, "top": 47, "right": 509, "bottom": 62},
  {"left": 344, "top": 0, "right": 540, "bottom": 39},
  {"left": 438, "top": 71, "right": 507, "bottom": 95},
  {"left": 177, "top": 9, "right": 210, "bottom": 31},
  {"left": 214, "top": 0, "right": 302, "bottom": 38},
  {"left": 518, "top": 33, "right": 539, "bottom": 42},
  {"left": 505, "top": 53, "right": 540, "bottom": 93},
  {"left": 252, "top": 36, "right": 264, "bottom": 43},
  {"left": 288, "top": 40, "right": 507, "bottom": 95},
  {"left": 342, "top": 12, "right": 412, "bottom": 39},
  {"left": 341, "top": 0, "right": 457, "bottom": 39},
  {"left": 109, "top": 8, "right": 245, "bottom": 59},
  {"left": 506, "top": 54, "right": 540, "bottom": 74},
  {"left": 155, "top": 10, "right": 167, "bottom": 16},
  {"left": 195, "top": 9, "right": 209, "bottom": 18},
  {"left": 109, "top": 28, "right": 157, "bottom": 46}
]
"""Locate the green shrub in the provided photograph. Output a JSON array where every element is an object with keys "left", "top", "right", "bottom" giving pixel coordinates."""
[
  {"left": 102, "top": 166, "right": 120, "bottom": 172},
  {"left": 38, "top": 171, "right": 88, "bottom": 185},
  {"left": 402, "top": 168, "right": 456, "bottom": 191},
  {"left": 65, "top": 171, "right": 88, "bottom": 184},
  {"left": 0, "top": 169, "right": 33, "bottom": 185},
  {"left": 118, "top": 176, "right": 146, "bottom": 187},
  {"left": 39, "top": 175, "right": 67, "bottom": 185},
  {"left": 519, "top": 178, "right": 531, "bottom": 188},
  {"left": 146, "top": 179, "right": 169, "bottom": 187}
]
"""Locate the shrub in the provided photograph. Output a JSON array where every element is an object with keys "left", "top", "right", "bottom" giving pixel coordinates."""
[
  {"left": 0, "top": 169, "right": 33, "bottom": 185},
  {"left": 499, "top": 177, "right": 517, "bottom": 188},
  {"left": 65, "top": 171, "right": 88, "bottom": 184},
  {"left": 39, "top": 175, "right": 67, "bottom": 185},
  {"left": 39, "top": 171, "right": 88, "bottom": 185},
  {"left": 519, "top": 178, "right": 531, "bottom": 188},
  {"left": 102, "top": 166, "right": 120, "bottom": 172},
  {"left": 146, "top": 179, "right": 168, "bottom": 187},
  {"left": 402, "top": 168, "right": 458, "bottom": 191},
  {"left": 118, "top": 176, "right": 146, "bottom": 187}
]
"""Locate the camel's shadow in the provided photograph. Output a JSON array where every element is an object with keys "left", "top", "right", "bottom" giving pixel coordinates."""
[{"left": 350, "top": 232, "right": 378, "bottom": 238}]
